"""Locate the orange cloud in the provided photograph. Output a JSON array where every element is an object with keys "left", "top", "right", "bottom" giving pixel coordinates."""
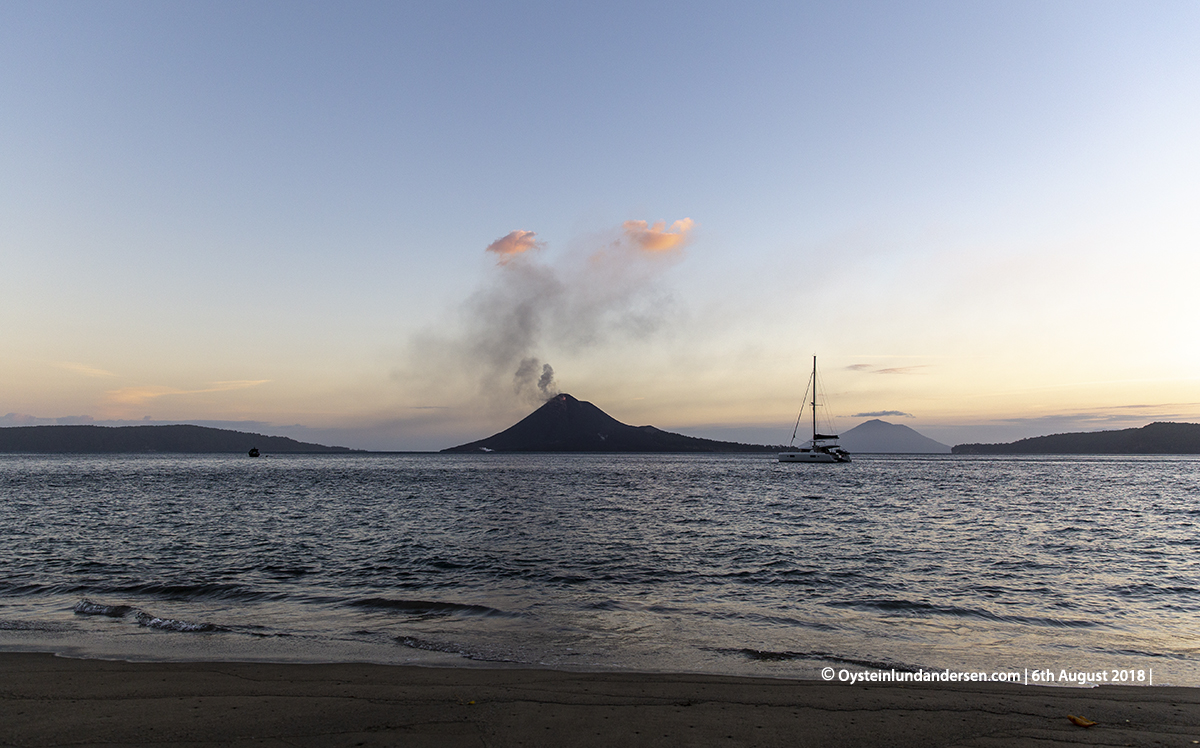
[
  {"left": 485, "top": 230, "right": 543, "bottom": 264},
  {"left": 622, "top": 218, "right": 694, "bottom": 252}
]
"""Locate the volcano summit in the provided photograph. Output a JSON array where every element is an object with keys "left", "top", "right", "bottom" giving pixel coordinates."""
[{"left": 442, "top": 394, "right": 774, "bottom": 453}]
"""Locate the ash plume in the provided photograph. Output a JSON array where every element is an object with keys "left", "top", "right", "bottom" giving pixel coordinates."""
[
  {"left": 404, "top": 219, "right": 692, "bottom": 411},
  {"left": 514, "top": 358, "right": 559, "bottom": 402},
  {"left": 537, "top": 362, "right": 557, "bottom": 395}
]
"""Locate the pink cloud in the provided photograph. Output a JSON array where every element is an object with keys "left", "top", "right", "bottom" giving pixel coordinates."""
[
  {"left": 485, "top": 230, "right": 543, "bottom": 264},
  {"left": 622, "top": 218, "right": 694, "bottom": 252}
]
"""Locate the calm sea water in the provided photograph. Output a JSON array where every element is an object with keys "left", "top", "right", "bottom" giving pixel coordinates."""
[{"left": 1, "top": 453, "right": 1196, "bottom": 685}]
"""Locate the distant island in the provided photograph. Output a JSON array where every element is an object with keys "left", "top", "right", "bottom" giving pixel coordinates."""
[
  {"left": 838, "top": 419, "right": 951, "bottom": 454},
  {"left": 18, "top": 409, "right": 1190, "bottom": 456},
  {"left": 444, "top": 394, "right": 780, "bottom": 453},
  {"left": 952, "top": 422, "right": 1200, "bottom": 455},
  {"left": 0, "top": 425, "right": 356, "bottom": 454}
]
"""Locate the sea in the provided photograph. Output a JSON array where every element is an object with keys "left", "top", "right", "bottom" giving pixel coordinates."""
[{"left": 1, "top": 453, "right": 1197, "bottom": 686}]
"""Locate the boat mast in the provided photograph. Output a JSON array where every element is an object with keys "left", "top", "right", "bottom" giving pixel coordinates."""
[{"left": 811, "top": 355, "right": 817, "bottom": 443}]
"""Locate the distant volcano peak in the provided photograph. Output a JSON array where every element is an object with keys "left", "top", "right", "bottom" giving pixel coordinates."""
[
  {"left": 442, "top": 394, "right": 774, "bottom": 453},
  {"left": 837, "top": 419, "right": 950, "bottom": 454}
]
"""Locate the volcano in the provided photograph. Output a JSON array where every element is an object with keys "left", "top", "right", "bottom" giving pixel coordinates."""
[
  {"left": 837, "top": 419, "right": 951, "bottom": 453},
  {"left": 442, "top": 394, "right": 775, "bottom": 453}
]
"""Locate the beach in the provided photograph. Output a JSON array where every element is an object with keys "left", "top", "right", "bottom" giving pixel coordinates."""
[{"left": 3, "top": 653, "right": 1197, "bottom": 747}]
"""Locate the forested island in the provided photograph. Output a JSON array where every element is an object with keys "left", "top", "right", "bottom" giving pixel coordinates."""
[
  {"left": 952, "top": 422, "right": 1200, "bottom": 455},
  {"left": 0, "top": 425, "right": 355, "bottom": 454}
]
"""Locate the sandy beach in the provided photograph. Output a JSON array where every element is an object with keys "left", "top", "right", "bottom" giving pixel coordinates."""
[{"left": 2, "top": 653, "right": 1197, "bottom": 747}]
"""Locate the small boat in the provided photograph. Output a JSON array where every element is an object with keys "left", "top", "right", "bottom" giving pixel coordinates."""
[{"left": 779, "top": 356, "right": 851, "bottom": 463}]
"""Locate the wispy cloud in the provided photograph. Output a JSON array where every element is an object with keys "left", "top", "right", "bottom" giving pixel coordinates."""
[
  {"left": 876, "top": 366, "right": 929, "bottom": 375},
  {"left": 1107, "top": 402, "right": 1200, "bottom": 411},
  {"left": 207, "top": 380, "right": 271, "bottom": 390},
  {"left": 485, "top": 230, "right": 543, "bottom": 265},
  {"left": 105, "top": 380, "right": 270, "bottom": 405},
  {"left": 848, "top": 364, "right": 930, "bottom": 375},
  {"left": 853, "top": 410, "right": 914, "bottom": 418},
  {"left": 995, "top": 406, "right": 1200, "bottom": 429},
  {"left": 55, "top": 362, "right": 117, "bottom": 378}
]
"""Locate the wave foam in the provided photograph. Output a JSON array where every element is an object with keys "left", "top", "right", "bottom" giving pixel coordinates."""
[
  {"left": 134, "top": 611, "right": 221, "bottom": 632},
  {"left": 395, "top": 635, "right": 515, "bottom": 663},
  {"left": 73, "top": 599, "right": 134, "bottom": 617}
]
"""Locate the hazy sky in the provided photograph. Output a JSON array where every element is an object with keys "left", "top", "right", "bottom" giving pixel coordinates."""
[{"left": 3, "top": 1, "right": 1198, "bottom": 450}]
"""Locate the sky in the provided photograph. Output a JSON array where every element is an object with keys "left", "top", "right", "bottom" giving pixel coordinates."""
[{"left": 2, "top": 1, "right": 1198, "bottom": 450}]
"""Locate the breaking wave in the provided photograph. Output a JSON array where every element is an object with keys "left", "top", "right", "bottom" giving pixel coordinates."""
[
  {"left": 395, "top": 635, "right": 515, "bottom": 662},
  {"left": 135, "top": 611, "right": 222, "bottom": 632},
  {"left": 73, "top": 599, "right": 134, "bottom": 617}
]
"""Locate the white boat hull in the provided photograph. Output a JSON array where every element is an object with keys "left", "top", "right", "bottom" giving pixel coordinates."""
[{"left": 778, "top": 450, "right": 848, "bottom": 463}]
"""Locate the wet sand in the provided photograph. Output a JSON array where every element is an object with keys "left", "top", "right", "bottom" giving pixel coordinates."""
[{"left": 2, "top": 652, "right": 1197, "bottom": 747}]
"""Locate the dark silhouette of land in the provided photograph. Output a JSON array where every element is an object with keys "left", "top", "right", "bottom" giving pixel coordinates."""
[
  {"left": 838, "top": 419, "right": 951, "bottom": 453},
  {"left": 952, "top": 421, "right": 1200, "bottom": 454},
  {"left": 0, "top": 425, "right": 355, "bottom": 454},
  {"left": 443, "top": 394, "right": 778, "bottom": 453}
]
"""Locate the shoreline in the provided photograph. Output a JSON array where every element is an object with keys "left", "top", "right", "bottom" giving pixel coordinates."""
[{"left": 4, "top": 652, "right": 1197, "bottom": 747}]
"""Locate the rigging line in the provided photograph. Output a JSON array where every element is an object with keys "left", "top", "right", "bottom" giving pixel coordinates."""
[
  {"left": 789, "top": 376, "right": 814, "bottom": 446},
  {"left": 814, "top": 366, "right": 837, "bottom": 436}
]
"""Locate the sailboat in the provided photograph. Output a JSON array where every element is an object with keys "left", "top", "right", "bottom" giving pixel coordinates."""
[{"left": 778, "top": 356, "right": 852, "bottom": 463}]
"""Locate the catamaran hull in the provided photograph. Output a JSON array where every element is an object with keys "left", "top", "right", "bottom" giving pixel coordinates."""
[{"left": 778, "top": 450, "right": 850, "bottom": 463}]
